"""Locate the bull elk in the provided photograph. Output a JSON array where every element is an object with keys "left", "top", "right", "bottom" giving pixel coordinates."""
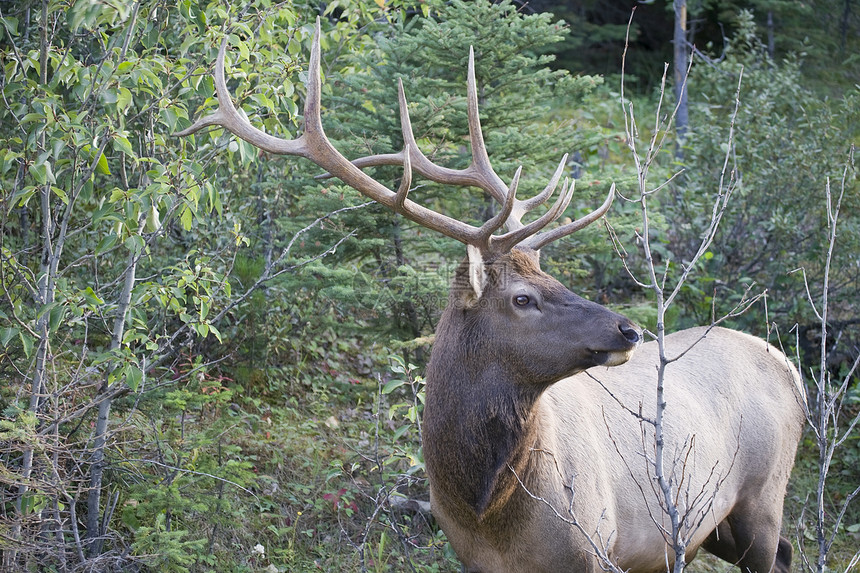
[{"left": 178, "top": 18, "right": 805, "bottom": 573}]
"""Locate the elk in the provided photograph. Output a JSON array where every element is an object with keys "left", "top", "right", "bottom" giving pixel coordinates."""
[{"left": 178, "top": 19, "right": 805, "bottom": 573}]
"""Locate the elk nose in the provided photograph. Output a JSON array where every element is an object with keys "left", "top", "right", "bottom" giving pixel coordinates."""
[{"left": 619, "top": 323, "right": 643, "bottom": 346}]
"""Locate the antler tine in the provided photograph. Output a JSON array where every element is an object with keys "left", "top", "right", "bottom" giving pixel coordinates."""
[
  {"left": 521, "top": 183, "right": 616, "bottom": 251},
  {"left": 393, "top": 143, "right": 413, "bottom": 212},
  {"left": 519, "top": 154, "right": 568, "bottom": 213},
  {"left": 492, "top": 177, "right": 575, "bottom": 255},
  {"left": 175, "top": 38, "right": 310, "bottom": 157},
  {"left": 476, "top": 167, "right": 521, "bottom": 251},
  {"left": 464, "top": 47, "right": 504, "bottom": 198},
  {"left": 316, "top": 48, "right": 512, "bottom": 210},
  {"left": 504, "top": 153, "right": 568, "bottom": 231},
  {"left": 312, "top": 78, "right": 451, "bottom": 179}
]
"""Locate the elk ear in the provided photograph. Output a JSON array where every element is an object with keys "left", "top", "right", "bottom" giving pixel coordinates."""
[{"left": 467, "top": 245, "right": 487, "bottom": 300}]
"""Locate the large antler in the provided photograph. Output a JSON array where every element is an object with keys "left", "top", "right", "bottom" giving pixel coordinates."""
[{"left": 176, "top": 17, "right": 614, "bottom": 258}]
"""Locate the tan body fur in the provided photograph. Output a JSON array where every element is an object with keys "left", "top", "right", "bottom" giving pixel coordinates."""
[{"left": 424, "top": 253, "right": 804, "bottom": 573}]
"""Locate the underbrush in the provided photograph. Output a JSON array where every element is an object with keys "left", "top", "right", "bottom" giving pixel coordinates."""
[
  {"left": 166, "top": 356, "right": 460, "bottom": 573},
  {"left": 785, "top": 425, "right": 860, "bottom": 569}
]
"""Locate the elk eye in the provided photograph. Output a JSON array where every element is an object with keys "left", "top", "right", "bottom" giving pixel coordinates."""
[{"left": 514, "top": 295, "right": 530, "bottom": 306}]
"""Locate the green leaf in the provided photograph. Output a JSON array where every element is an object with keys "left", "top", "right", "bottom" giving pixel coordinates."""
[
  {"left": 125, "top": 364, "right": 143, "bottom": 391},
  {"left": 96, "top": 151, "right": 110, "bottom": 174},
  {"left": 95, "top": 233, "right": 118, "bottom": 255},
  {"left": 1, "top": 16, "right": 19, "bottom": 36},
  {"left": 2, "top": 149, "right": 19, "bottom": 175},
  {"left": 79, "top": 179, "right": 93, "bottom": 201},
  {"left": 145, "top": 205, "right": 160, "bottom": 232},
  {"left": 124, "top": 234, "right": 144, "bottom": 254},
  {"left": 135, "top": 66, "right": 162, "bottom": 90},
  {"left": 159, "top": 107, "right": 178, "bottom": 130},
  {"left": 392, "top": 424, "right": 410, "bottom": 441},
  {"left": 84, "top": 144, "right": 110, "bottom": 175},
  {"left": 43, "top": 162, "right": 56, "bottom": 184},
  {"left": 48, "top": 305, "right": 66, "bottom": 333},
  {"left": 19, "top": 332, "right": 33, "bottom": 358},
  {"left": 113, "top": 135, "right": 135, "bottom": 157},
  {"left": 21, "top": 493, "right": 49, "bottom": 515},
  {"left": 21, "top": 112, "right": 45, "bottom": 124},
  {"left": 29, "top": 163, "right": 47, "bottom": 184},
  {"left": 37, "top": 301, "right": 59, "bottom": 321},
  {"left": 116, "top": 87, "right": 132, "bottom": 112},
  {"left": 51, "top": 186, "right": 68, "bottom": 204},
  {"left": 0, "top": 327, "right": 18, "bottom": 347},
  {"left": 206, "top": 182, "right": 222, "bottom": 216},
  {"left": 109, "top": 188, "right": 126, "bottom": 203},
  {"left": 82, "top": 287, "right": 104, "bottom": 306},
  {"left": 180, "top": 206, "right": 193, "bottom": 230},
  {"left": 238, "top": 40, "right": 250, "bottom": 62},
  {"left": 91, "top": 202, "right": 116, "bottom": 224},
  {"left": 208, "top": 324, "right": 222, "bottom": 343},
  {"left": 10, "top": 186, "right": 36, "bottom": 207},
  {"left": 197, "top": 300, "right": 209, "bottom": 320},
  {"left": 382, "top": 378, "right": 406, "bottom": 394},
  {"left": 102, "top": 89, "right": 118, "bottom": 105},
  {"left": 195, "top": 9, "right": 207, "bottom": 32}
]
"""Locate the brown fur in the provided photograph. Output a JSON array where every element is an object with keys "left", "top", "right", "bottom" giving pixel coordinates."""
[{"left": 423, "top": 249, "right": 804, "bottom": 572}]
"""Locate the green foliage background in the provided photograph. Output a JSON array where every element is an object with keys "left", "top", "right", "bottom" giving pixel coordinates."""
[{"left": 0, "top": 0, "right": 857, "bottom": 571}]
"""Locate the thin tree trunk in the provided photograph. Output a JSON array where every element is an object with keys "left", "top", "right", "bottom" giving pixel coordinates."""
[
  {"left": 6, "top": 3, "right": 51, "bottom": 568},
  {"left": 86, "top": 242, "right": 139, "bottom": 555},
  {"left": 16, "top": 159, "right": 30, "bottom": 264},
  {"left": 49, "top": 424, "right": 68, "bottom": 571},
  {"left": 840, "top": 0, "right": 853, "bottom": 58},
  {"left": 673, "top": 0, "right": 689, "bottom": 153},
  {"left": 766, "top": 11, "right": 775, "bottom": 60}
]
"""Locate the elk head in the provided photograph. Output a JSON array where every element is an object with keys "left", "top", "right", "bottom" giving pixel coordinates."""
[{"left": 449, "top": 249, "right": 641, "bottom": 384}]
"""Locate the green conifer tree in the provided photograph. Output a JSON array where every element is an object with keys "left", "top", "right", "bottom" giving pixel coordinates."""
[{"left": 311, "top": 0, "right": 606, "bottom": 360}]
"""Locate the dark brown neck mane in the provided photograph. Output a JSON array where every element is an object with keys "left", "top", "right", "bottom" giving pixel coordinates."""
[
  {"left": 423, "top": 254, "right": 549, "bottom": 520},
  {"left": 424, "top": 332, "right": 544, "bottom": 521}
]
